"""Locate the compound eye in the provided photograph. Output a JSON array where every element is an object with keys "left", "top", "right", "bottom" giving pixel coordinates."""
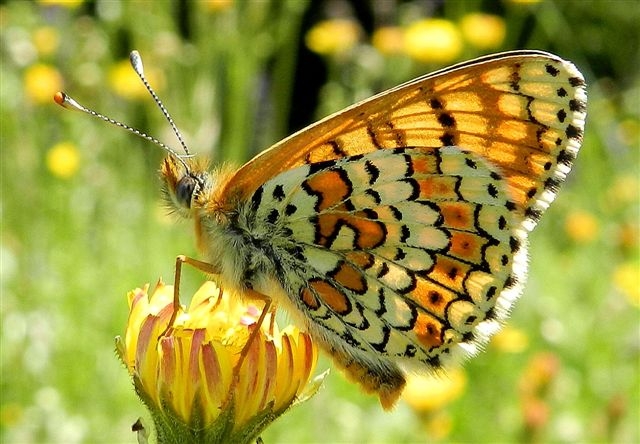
[{"left": 175, "top": 175, "right": 198, "bottom": 209}]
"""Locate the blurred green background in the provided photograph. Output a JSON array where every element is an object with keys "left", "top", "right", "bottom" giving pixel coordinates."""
[{"left": 1, "top": 1, "right": 638, "bottom": 443}]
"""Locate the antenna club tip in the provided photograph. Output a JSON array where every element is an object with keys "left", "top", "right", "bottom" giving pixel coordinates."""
[
  {"left": 53, "top": 91, "right": 66, "bottom": 106},
  {"left": 129, "top": 50, "right": 144, "bottom": 75}
]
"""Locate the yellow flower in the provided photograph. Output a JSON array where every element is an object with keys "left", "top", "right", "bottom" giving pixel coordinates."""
[
  {"left": 116, "top": 280, "right": 324, "bottom": 443},
  {"left": 200, "top": 0, "right": 234, "bottom": 12},
  {"left": 372, "top": 26, "right": 405, "bottom": 56},
  {"left": 305, "top": 19, "right": 361, "bottom": 56},
  {"left": 616, "top": 117, "right": 639, "bottom": 148},
  {"left": 38, "top": 0, "right": 84, "bottom": 7},
  {"left": 613, "top": 262, "right": 640, "bottom": 307},
  {"left": 402, "top": 368, "right": 467, "bottom": 412},
  {"left": 460, "top": 13, "right": 506, "bottom": 50},
  {"left": 33, "top": 27, "right": 60, "bottom": 56},
  {"left": 607, "top": 174, "right": 639, "bottom": 209},
  {"left": 422, "top": 411, "right": 453, "bottom": 440},
  {"left": 24, "top": 63, "right": 63, "bottom": 104},
  {"left": 108, "top": 59, "right": 164, "bottom": 100},
  {"left": 403, "top": 19, "right": 463, "bottom": 64},
  {"left": 564, "top": 210, "right": 599, "bottom": 244},
  {"left": 46, "top": 142, "right": 80, "bottom": 179},
  {"left": 491, "top": 325, "right": 529, "bottom": 353}
]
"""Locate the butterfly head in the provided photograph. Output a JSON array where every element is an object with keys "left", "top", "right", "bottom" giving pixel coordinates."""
[{"left": 161, "top": 155, "right": 212, "bottom": 218}]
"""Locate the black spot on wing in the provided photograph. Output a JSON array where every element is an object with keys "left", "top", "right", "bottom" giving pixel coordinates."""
[
  {"left": 545, "top": 63, "right": 560, "bottom": 76},
  {"left": 365, "top": 188, "right": 381, "bottom": 205},
  {"left": 440, "top": 132, "right": 455, "bottom": 146},
  {"left": 566, "top": 124, "right": 583, "bottom": 140},
  {"left": 525, "top": 206, "right": 543, "bottom": 221},
  {"left": 569, "top": 98, "right": 586, "bottom": 113},
  {"left": 498, "top": 215, "right": 507, "bottom": 230},
  {"left": 487, "top": 183, "right": 499, "bottom": 198},
  {"left": 364, "top": 160, "right": 380, "bottom": 185},
  {"left": 400, "top": 225, "right": 411, "bottom": 243},
  {"left": 374, "top": 288, "right": 387, "bottom": 316},
  {"left": 438, "top": 113, "right": 455, "bottom": 128},
  {"left": 465, "top": 157, "right": 477, "bottom": 169},
  {"left": 389, "top": 205, "right": 403, "bottom": 221},
  {"left": 569, "top": 76, "right": 585, "bottom": 87},
  {"left": 370, "top": 324, "right": 391, "bottom": 352},
  {"left": 557, "top": 149, "right": 575, "bottom": 166},
  {"left": 251, "top": 186, "right": 264, "bottom": 212},
  {"left": 394, "top": 248, "right": 406, "bottom": 261},
  {"left": 557, "top": 109, "right": 567, "bottom": 123},
  {"left": 272, "top": 184, "right": 285, "bottom": 202},
  {"left": 267, "top": 209, "right": 279, "bottom": 224},
  {"left": 285, "top": 204, "right": 297, "bottom": 216},
  {"left": 544, "top": 176, "right": 562, "bottom": 192}
]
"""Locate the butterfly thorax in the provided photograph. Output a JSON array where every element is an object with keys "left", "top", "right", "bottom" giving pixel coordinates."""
[{"left": 161, "top": 155, "right": 284, "bottom": 294}]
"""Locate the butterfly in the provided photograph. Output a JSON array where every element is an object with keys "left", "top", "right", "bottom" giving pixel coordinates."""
[{"left": 56, "top": 49, "right": 587, "bottom": 410}]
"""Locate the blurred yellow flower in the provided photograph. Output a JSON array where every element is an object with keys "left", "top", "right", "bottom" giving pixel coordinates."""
[
  {"left": 564, "top": 210, "right": 599, "bottom": 243},
  {"left": 617, "top": 222, "right": 639, "bottom": 252},
  {"left": 616, "top": 118, "right": 639, "bottom": 148},
  {"left": 108, "top": 59, "right": 163, "bottom": 100},
  {"left": 402, "top": 368, "right": 466, "bottom": 412},
  {"left": 423, "top": 411, "right": 453, "bottom": 440},
  {"left": 305, "top": 19, "right": 361, "bottom": 56},
  {"left": 46, "top": 142, "right": 80, "bottom": 179},
  {"left": 507, "top": 0, "right": 542, "bottom": 3},
  {"left": 33, "top": 27, "right": 60, "bottom": 56},
  {"left": 607, "top": 174, "right": 639, "bottom": 208},
  {"left": 404, "top": 19, "right": 463, "bottom": 64},
  {"left": 460, "top": 13, "right": 506, "bottom": 50},
  {"left": 0, "top": 403, "right": 23, "bottom": 428},
  {"left": 116, "top": 280, "right": 324, "bottom": 443},
  {"left": 24, "top": 63, "right": 63, "bottom": 104},
  {"left": 491, "top": 326, "right": 529, "bottom": 353},
  {"left": 372, "top": 26, "right": 405, "bottom": 56},
  {"left": 200, "top": 0, "right": 234, "bottom": 12},
  {"left": 613, "top": 262, "right": 640, "bottom": 307},
  {"left": 38, "top": 0, "right": 84, "bottom": 7}
]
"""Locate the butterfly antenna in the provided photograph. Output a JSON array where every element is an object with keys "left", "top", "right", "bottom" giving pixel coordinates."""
[
  {"left": 53, "top": 51, "right": 191, "bottom": 171},
  {"left": 128, "top": 50, "right": 191, "bottom": 157}
]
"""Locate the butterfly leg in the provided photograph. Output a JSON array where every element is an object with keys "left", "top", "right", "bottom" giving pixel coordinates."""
[
  {"left": 223, "top": 287, "right": 273, "bottom": 406},
  {"left": 161, "top": 254, "right": 222, "bottom": 335},
  {"left": 166, "top": 255, "right": 276, "bottom": 391},
  {"left": 234, "top": 287, "right": 272, "bottom": 370}
]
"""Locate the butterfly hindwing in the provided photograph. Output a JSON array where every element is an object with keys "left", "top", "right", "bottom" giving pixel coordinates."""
[{"left": 248, "top": 146, "right": 527, "bottom": 405}]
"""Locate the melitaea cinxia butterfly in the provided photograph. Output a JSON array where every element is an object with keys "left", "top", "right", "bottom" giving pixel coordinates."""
[{"left": 56, "top": 49, "right": 587, "bottom": 409}]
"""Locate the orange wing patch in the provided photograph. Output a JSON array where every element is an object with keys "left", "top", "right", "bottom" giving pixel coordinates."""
[
  {"left": 308, "top": 279, "right": 350, "bottom": 314},
  {"left": 413, "top": 312, "right": 445, "bottom": 349},
  {"left": 303, "top": 168, "right": 351, "bottom": 212}
]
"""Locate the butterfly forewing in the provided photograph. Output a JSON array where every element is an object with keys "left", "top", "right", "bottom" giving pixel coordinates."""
[{"left": 224, "top": 50, "right": 586, "bottom": 233}]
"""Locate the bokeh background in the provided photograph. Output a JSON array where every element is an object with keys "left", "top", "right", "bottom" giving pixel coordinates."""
[{"left": 1, "top": 0, "right": 638, "bottom": 443}]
